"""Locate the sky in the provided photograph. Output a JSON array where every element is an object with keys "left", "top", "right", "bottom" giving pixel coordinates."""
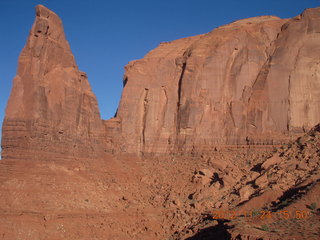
[{"left": 0, "top": 0, "right": 319, "bottom": 151}]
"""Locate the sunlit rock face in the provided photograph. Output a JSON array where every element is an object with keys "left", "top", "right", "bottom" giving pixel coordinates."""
[
  {"left": 2, "top": 6, "right": 320, "bottom": 159},
  {"left": 1, "top": 5, "right": 104, "bottom": 160},
  {"left": 115, "top": 8, "right": 320, "bottom": 154}
]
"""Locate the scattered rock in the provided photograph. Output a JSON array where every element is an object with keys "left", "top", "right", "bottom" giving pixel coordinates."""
[
  {"left": 239, "top": 185, "right": 255, "bottom": 202},
  {"left": 199, "top": 169, "right": 213, "bottom": 177},
  {"left": 255, "top": 174, "right": 269, "bottom": 188},
  {"left": 261, "top": 155, "right": 282, "bottom": 170}
]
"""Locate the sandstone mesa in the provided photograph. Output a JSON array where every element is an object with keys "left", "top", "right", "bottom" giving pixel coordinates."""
[{"left": 2, "top": 6, "right": 320, "bottom": 159}]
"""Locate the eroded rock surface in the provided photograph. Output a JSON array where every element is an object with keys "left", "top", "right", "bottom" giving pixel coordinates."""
[
  {"left": 115, "top": 8, "right": 320, "bottom": 155},
  {"left": 2, "top": 6, "right": 320, "bottom": 158},
  {"left": 1, "top": 5, "right": 104, "bottom": 160}
]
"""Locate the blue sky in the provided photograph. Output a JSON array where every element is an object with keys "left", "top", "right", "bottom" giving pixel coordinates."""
[{"left": 0, "top": 0, "right": 319, "bottom": 148}]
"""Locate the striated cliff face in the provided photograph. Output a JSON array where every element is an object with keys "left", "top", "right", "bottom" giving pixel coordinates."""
[
  {"left": 115, "top": 8, "right": 320, "bottom": 154},
  {"left": 1, "top": 5, "right": 104, "bottom": 160},
  {"left": 1, "top": 6, "right": 320, "bottom": 159}
]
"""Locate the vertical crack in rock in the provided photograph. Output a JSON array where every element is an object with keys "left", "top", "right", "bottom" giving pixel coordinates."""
[
  {"left": 76, "top": 94, "right": 83, "bottom": 128},
  {"left": 160, "top": 86, "right": 168, "bottom": 129},
  {"left": 252, "top": 55, "right": 272, "bottom": 91},
  {"left": 287, "top": 75, "right": 291, "bottom": 132},
  {"left": 224, "top": 47, "right": 242, "bottom": 100},
  {"left": 141, "top": 88, "right": 149, "bottom": 153},
  {"left": 177, "top": 62, "right": 186, "bottom": 111},
  {"left": 229, "top": 102, "right": 236, "bottom": 128},
  {"left": 176, "top": 58, "right": 187, "bottom": 134}
]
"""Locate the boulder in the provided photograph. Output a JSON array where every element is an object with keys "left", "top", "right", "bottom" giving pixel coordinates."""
[
  {"left": 239, "top": 185, "right": 255, "bottom": 202},
  {"left": 261, "top": 155, "right": 282, "bottom": 170}
]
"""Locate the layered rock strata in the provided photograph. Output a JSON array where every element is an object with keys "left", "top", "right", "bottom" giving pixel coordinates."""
[
  {"left": 115, "top": 8, "right": 320, "bottom": 154},
  {"left": 1, "top": 5, "right": 104, "bottom": 160},
  {"left": 2, "top": 6, "right": 320, "bottom": 158}
]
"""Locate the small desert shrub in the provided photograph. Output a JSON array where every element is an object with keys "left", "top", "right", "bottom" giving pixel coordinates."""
[
  {"left": 309, "top": 202, "right": 317, "bottom": 210},
  {"left": 260, "top": 224, "right": 270, "bottom": 232},
  {"left": 251, "top": 209, "right": 261, "bottom": 217},
  {"left": 279, "top": 199, "right": 288, "bottom": 207}
]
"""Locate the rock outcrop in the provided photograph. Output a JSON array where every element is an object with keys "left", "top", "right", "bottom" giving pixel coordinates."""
[
  {"left": 2, "top": 6, "right": 320, "bottom": 159},
  {"left": 115, "top": 8, "right": 320, "bottom": 155},
  {"left": 1, "top": 5, "right": 104, "bottom": 160}
]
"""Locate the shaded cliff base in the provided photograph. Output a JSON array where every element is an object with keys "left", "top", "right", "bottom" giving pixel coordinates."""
[{"left": 0, "top": 123, "right": 319, "bottom": 239}]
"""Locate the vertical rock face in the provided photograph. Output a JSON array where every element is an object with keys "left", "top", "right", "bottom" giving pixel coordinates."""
[
  {"left": 115, "top": 8, "right": 320, "bottom": 154},
  {"left": 248, "top": 8, "right": 320, "bottom": 138},
  {"left": 2, "top": 6, "right": 320, "bottom": 158},
  {"left": 1, "top": 5, "right": 104, "bottom": 160}
]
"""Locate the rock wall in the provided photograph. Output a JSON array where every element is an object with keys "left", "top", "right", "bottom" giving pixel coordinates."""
[
  {"left": 115, "top": 8, "right": 320, "bottom": 154},
  {"left": 2, "top": 6, "right": 320, "bottom": 158},
  {"left": 1, "top": 5, "right": 104, "bottom": 160}
]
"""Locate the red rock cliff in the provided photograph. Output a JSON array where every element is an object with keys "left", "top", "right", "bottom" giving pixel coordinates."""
[
  {"left": 2, "top": 6, "right": 320, "bottom": 158},
  {"left": 1, "top": 5, "right": 104, "bottom": 160},
  {"left": 114, "top": 8, "right": 320, "bottom": 154}
]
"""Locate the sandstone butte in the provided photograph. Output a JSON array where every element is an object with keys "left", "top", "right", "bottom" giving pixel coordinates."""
[
  {"left": 0, "top": 4, "right": 319, "bottom": 240},
  {"left": 2, "top": 6, "right": 320, "bottom": 159}
]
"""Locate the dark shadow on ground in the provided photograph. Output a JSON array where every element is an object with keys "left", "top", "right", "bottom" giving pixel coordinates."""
[{"left": 186, "top": 221, "right": 232, "bottom": 240}]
